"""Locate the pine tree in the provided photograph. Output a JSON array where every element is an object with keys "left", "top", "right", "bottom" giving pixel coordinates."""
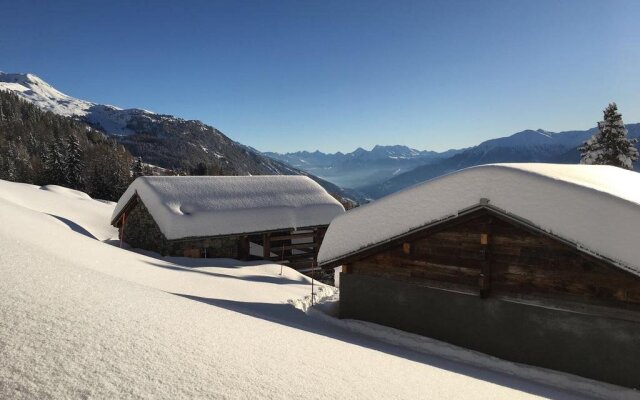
[
  {"left": 132, "top": 157, "right": 144, "bottom": 179},
  {"left": 65, "top": 133, "right": 84, "bottom": 189},
  {"left": 110, "top": 141, "right": 133, "bottom": 197},
  {"left": 87, "top": 140, "right": 132, "bottom": 201},
  {"left": 0, "top": 147, "right": 17, "bottom": 181},
  {"left": 5, "top": 142, "right": 18, "bottom": 181},
  {"left": 87, "top": 162, "right": 110, "bottom": 200},
  {"left": 8, "top": 139, "right": 34, "bottom": 183},
  {"left": 44, "top": 135, "right": 67, "bottom": 185},
  {"left": 579, "top": 103, "right": 638, "bottom": 170}
]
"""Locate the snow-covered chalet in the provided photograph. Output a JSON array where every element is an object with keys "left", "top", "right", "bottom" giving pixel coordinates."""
[
  {"left": 318, "top": 163, "right": 640, "bottom": 388},
  {"left": 111, "top": 175, "right": 345, "bottom": 268}
]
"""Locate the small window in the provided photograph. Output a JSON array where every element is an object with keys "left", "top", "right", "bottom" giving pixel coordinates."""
[{"left": 402, "top": 242, "right": 411, "bottom": 254}]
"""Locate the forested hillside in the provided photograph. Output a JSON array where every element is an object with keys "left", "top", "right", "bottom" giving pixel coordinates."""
[
  {"left": 0, "top": 73, "right": 362, "bottom": 204},
  {"left": 0, "top": 90, "right": 132, "bottom": 200}
]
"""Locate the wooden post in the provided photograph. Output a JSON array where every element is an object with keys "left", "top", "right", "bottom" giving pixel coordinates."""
[
  {"left": 263, "top": 232, "right": 271, "bottom": 259},
  {"left": 283, "top": 230, "right": 292, "bottom": 258},
  {"left": 239, "top": 235, "right": 250, "bottom": 260},
  {"left": 119, "top": 212, "right": 127, "bottom": 248},
  {"left": 313, "top": 228, "right": 321, "bottom": 262},
  {"left": 479, "top": 218, "right": 492, "bottom": 298},
  {"left": 311, "top": 260, "right": 315, "bottom": 306}
]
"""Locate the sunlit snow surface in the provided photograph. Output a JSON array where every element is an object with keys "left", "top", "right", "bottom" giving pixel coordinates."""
[
  {"left": 0, "top": 180, "right": 635, "bottom": 399},
  {"left": 319, "top": 163, "right": 640, "bottom": 278}
]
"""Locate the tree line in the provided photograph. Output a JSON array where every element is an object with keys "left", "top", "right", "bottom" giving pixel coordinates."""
[{"left": 0, "top": 90, "right": 232, "bottom": 201}]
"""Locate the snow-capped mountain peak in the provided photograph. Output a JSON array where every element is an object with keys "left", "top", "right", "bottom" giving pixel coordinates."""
[
  {"left": 0, "top": 72, "right": 152, "bottom": 135},
  {"left": 0, "top": 71, "right": 94, "bottom": 117}
]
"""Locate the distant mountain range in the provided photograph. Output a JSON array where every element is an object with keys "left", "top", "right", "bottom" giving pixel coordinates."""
[
  {"left": 363, "top": 126, "right": 640, "bottom": 198},
  {"left": 3, "top": 71, "right": 638, "bottom": 204},
  {"left": 0, "top": 72, "right": 359, "bottom": 202},
  {"left": 267, "top": 125, "right": 640, "bottom": 199},
  {"left": 264, "top": 145, "right": 463, "bottom": 189}
]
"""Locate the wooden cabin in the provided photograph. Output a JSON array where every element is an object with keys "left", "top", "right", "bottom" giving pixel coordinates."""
[
  {"left": 111, "top": 175, "right": 345, "bottom": 270},
  {"left": 318, "top": 164, "right": 640, "bottom": 389}
]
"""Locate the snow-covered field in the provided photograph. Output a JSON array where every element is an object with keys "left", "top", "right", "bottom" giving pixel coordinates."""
[{"left": 0, "top": 180, "right": 636, "bottom": 399}]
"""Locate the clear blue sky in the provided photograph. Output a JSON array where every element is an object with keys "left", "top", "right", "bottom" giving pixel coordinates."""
[{"left": 1, "top": 0, "right": 639, "bottom": 153}]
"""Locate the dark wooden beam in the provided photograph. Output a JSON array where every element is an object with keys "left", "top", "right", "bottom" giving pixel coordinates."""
[
  {"left": 263, "top": 232, "right": 271, "bottom": 259},
  {"left": 479, "top": 217, "right": 493, "bottom": 299},
  {"left": 270, "top": 232, "right": 316, "bottom": 241},
  {"left": 238, "top": 235, "right": 250, "bottom": 260}
]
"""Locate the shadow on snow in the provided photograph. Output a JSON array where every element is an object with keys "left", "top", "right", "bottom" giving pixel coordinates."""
[
  {"left": 46, "top": 213, "right": 98, "bottom": 240},
  {"left": 169, "top": 293, "right": 586, "bottom": 400},
  {"left": 142, "top": 259, "right": 308, "bottom": 285}
]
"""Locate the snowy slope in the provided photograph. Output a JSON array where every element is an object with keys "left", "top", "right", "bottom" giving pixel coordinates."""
[
  {"left": 319, "top": 164, "right": 640, "bottom": 278},
  {"left": 0, "top": 179, "right": 634, "bottom": 399},
  {"left": 0, "top": 181, "right": 118, "bottom": 241},
  {"left": 0, "top": 72, "right": 150, "bottom": 135}
]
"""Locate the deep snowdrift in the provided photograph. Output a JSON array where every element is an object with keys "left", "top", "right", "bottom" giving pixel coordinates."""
[
  {"left": 0, "top": 179, "right": 633, "bottom": 399},
  {"left": 319, "top": 164, "right": 640, "bottom": 278}
]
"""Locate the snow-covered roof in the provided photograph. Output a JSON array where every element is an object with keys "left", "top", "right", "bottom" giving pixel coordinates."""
[
  {"left": 112, "top": 175, "right": 345, "bottom": 239},
  {"left": 318, "top": 163, "right": 640, "bottom": 277}
]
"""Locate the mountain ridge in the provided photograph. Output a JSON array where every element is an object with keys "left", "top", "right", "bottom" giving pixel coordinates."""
[
  {"left": 361, "top": 124, "right": 640, "bottom": 198},
  {"left": 266, "top": 124, "right": 640, "bottom": 199},
  {"left": 0, "top": 71, "right": 361, "bottom": 202},
  {"left": 264, "top": 145, "right": 464, "bottom": 189}
]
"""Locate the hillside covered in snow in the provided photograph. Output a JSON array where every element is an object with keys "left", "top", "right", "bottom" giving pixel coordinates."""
[{"left": 1, "top": 179, "right": 633, "bottom": 399}]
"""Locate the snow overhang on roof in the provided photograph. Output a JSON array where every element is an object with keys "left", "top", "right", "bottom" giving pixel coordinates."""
[
  {"left": 112, "top": 175, "right": 345, "bottom": 239},
  {"left": 318, "top": 163, "right": 640, "bottom": 277}
]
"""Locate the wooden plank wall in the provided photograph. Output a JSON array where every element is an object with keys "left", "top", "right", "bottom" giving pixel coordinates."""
[
  {"left": 347, "top": 213, "right": 640, "bottom": 309},
  {"left": 260, "top": 227, "right": 327, "bottom": 270}
]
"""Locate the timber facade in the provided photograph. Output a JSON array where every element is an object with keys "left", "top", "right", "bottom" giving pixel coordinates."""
[{"left": 322, "top": 205, "right": 640, "bottom": 388}]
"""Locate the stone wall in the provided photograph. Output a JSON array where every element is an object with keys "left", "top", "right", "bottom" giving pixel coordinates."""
[
  {"left": 121, "top": 200, "right": 170, "bottom": 254},
  {"left": 173, "top": 236, "right": 240, "bottom": 259},
  {"left": 122, "top": 200, "right": 240, "bottom": 258},
  {"left": 339, "top": 273, "right": 640, "bottom": 389}
]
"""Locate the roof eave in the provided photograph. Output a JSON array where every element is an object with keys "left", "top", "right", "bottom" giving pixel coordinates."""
[
  {"left": 110, "top": 191, "right": 139, "bottom": 227},
  {"left": 167, "top": 224, "right": 330, "bottom": 243}
]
